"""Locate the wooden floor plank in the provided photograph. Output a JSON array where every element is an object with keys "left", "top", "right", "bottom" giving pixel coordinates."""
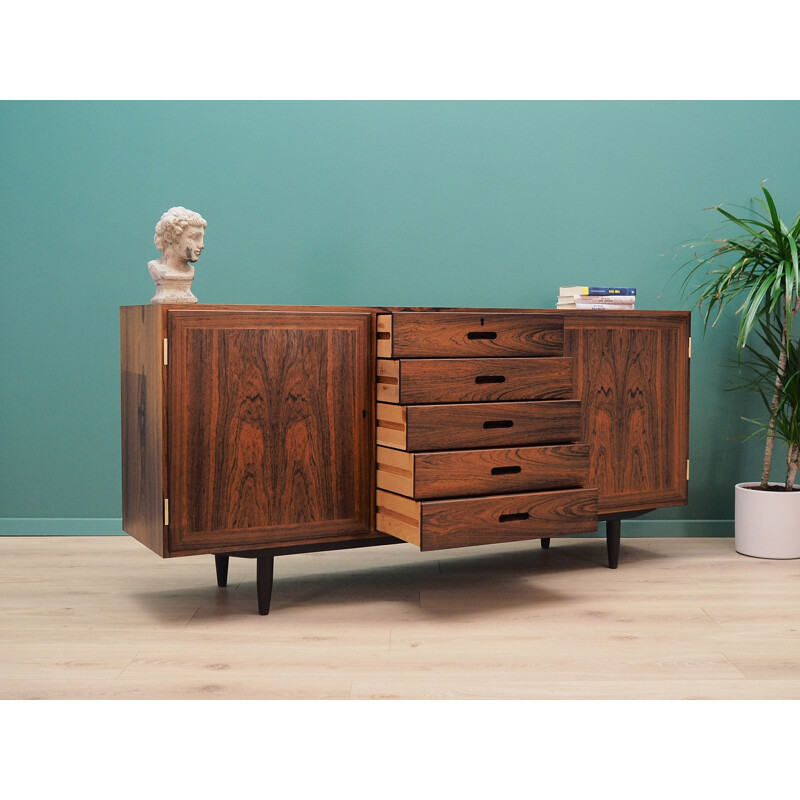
[{"left": 1, "top": 536, "right": 800, "bottom": 699}]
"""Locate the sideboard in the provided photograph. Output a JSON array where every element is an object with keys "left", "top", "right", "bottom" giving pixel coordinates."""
[{"left": 121, "top": 305, "right": 690, "bottom": 613}]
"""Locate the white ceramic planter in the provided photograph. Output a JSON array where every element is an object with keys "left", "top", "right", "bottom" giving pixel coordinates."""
[{"left": 735, "top": 482, "right": 800, "bottom": 559}]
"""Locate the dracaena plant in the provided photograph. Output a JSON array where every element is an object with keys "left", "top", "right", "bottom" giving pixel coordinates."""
[
  {"left": 680, "top": 183, "right": 800, "bottom": 490},
  {"left": 736, "top": 316, "right": 800, "bottom": 488}
]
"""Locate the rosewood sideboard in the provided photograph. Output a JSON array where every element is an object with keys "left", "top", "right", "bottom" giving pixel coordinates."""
[{"left": 121, "top": 305, "right": 690, "bottom": 614}]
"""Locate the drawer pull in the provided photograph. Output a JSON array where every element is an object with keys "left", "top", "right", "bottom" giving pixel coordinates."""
[
  {"left": 467, "top": 331, "right": 498, "bottom": 340},
  {"left": 483, "top": 419, "right": 514, "bottom": 429},
  {"left": 499, "top": 512, "right": 530, "bottom": 523},
  {"left": 475, "top": 375, "right": 506, "bottom": 384},
  {"left": 491, "top": 466, "right": 522, "bottom": 476}
]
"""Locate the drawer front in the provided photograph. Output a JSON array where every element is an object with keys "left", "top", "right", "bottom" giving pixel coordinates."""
[
  {"left": 376, "top": 488, "right": 598, "bottom": 551},
  {"left": 377, "top": 357, "right": 573, "bottom": 404},
  {"left": 376, "top": 444, "right": 590, "bottom": 499},
  {"left": 377, "top": 312, "right": 564, "bottom": 358},
  {"left": 376, "top": 400, "right": 583, "bottom": 451}
]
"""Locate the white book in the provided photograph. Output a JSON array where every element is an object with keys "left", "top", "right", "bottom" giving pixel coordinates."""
[
  {"left": 574, "top": 301, "right": 635, "bottom": 310},
  {"left": 557, "top": 294, "right": 635, "bottom": 305}
]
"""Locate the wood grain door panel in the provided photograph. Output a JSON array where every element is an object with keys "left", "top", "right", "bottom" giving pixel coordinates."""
[
  {"left": 563, "top": 313, "right": 691, "bottom": 513},
  {"left": 167, "top": 310, "right": 374, "bottom": 552}
]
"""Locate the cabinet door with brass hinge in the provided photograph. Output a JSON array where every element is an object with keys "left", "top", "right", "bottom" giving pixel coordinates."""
[
  {"left": 561, "top": 311, "right": 691, "bottom": 514},
  {"left": 166, "top": 308, "right": 375, "bottom": 554}
]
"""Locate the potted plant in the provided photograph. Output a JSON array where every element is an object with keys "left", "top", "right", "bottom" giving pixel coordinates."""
[{"left": 680, "top": 183, "right": 800, "bottom": 558}]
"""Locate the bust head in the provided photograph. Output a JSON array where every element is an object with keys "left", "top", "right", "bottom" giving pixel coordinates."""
[
  {"left": 148, "top": 206, "right": 207, "bottom": 304},
  {"left": 154, "top": 206, "right": 207, "bottom": 263}
]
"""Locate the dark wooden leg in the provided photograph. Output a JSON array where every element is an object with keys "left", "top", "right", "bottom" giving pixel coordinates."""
[
  {"left": 540, "top": 537, "right": 551, "bottom": 549},
  {"left": 256, "top": 555, "right": 275, "bottom": 615},
  {"left": 606, "top": 519, "right": 621, "bottom": 569},
  {"left": 215, "top": 554, "right": 229, "bottom": 587}
]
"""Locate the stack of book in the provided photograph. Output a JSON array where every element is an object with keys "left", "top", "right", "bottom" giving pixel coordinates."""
[{"left": 556, "top": 286, "right": 636, "bottom": 310}]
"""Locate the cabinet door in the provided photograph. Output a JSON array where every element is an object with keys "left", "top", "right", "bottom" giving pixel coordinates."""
[
  {"left": 166, "top": 309, "right": 374, "bottom": 553},
  {"left": 563, "top": 312, "right": 690, "bottom": 514}
]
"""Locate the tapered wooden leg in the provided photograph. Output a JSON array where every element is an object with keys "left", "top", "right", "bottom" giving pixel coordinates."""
[
  {"left": 256, "top": 556, "right": 275, "bottom": 615},
  {"left": 606, "top": 519, "right": 621, "bottom": 569},
  {"left": 540, "top": 537, "right": 551, "bottom": 549},
  {"left": 215, "top": 555, "right": 229, "bottom": 587}
]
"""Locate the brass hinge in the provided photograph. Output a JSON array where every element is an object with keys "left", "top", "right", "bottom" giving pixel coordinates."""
[
  {"left": 163, "top": 338, "right": 168, "bottom": 366},
  {"left": 686, "top": 460, "right": 690, "bottom": 481},
  {"left": 164, "top": 498, "right": 169, "bottom": 526},
  {"left": 688, "top": 337, "right": 692, "bottom": 359}
]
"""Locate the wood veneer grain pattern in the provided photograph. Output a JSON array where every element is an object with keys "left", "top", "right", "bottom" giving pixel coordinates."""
[
  {"left": 401, "top": 400, "right": 583, "bottom": 452},
  {"left": 562, "top": 313, "right": 691, "bottom": 513},
  {"left": 120, "top": 305, "right": 167, "bottom": 556},
  {"left": 377, "top": 357, "right": 573, "bottom": 404},
  {"left": 419, "top": 488, "right": 598, "bottom": 550},
  {"left": 378, "top": 312, "right": 564, "bottom": 358},
  {"left": 376, "top": 444, "right": 590, "bottom": 499},
  {"left": 167, "top": 310, "right": 375, "bottom": 552},
  {"left": 375, "top": 487, "right": 598, "bottom": 550},
  {"left": 415, "top": 443, "right": 590, "bottom": 497}
]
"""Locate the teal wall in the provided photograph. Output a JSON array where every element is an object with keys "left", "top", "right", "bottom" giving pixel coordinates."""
[{"left": 2, "top": 100, "right": 800, "bottom": 534}]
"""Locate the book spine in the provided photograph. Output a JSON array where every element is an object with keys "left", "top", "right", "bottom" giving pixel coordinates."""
[
  {"left": 585, "top": 286, "right": 636, "bottom": 296},
  {"left": 574, "top": 302, "right": 636, "bottom": 310},
  {"left": 576, "top": 295, "right": 635, "bottom": 305}
]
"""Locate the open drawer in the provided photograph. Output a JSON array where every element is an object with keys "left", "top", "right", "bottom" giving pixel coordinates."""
[
  {"left": 375, "top": 487, "right": 598, "bottom": 551},
  {"left": 377, "top": 444, "right": 590, "bottom": 499},
  {"left": 376, "top": 400, "right": 583, "bottom": 451},
  {"left": 376, "top": 356, "right": 573, "bottom": 404},
  {"left": 376, "top": 312, "right": 565, "bottom": 358}
]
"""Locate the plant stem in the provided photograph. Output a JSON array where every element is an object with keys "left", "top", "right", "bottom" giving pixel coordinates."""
[
  {"left": 787, "top": 443, "right": 799, "bottom": 490},
  {"left": 761, "top": 338, "right": 787, "bottom": 489}
]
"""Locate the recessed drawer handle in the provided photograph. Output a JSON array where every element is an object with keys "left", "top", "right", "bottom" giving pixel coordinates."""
[
  {"left": 475, "top": 375, "right": 506, "bottom": 384},
  {"left": 491, "top": 466, "right": 522, "bottom": 476},
  {"left": 467, "top": 331, "right": 498, "bottom": 340},
  {"left": 499, "top": 512, "right": 530, "bottom": 523},
  {"left": 483, "top": 420, "right": 513, "bottom": 429}
]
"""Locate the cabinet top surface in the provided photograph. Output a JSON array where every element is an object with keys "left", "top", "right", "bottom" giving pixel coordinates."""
[{"left": 121, "top": 304, "right": 690, "bottom": 318}]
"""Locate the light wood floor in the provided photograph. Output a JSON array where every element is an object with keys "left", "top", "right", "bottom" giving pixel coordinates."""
[{"left": 2, "top": 535, "right": 800, "bottom": 699}]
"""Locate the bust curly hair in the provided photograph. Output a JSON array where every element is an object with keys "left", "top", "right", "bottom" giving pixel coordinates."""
[{"left": 153, "top": 206, "right": 208, "bottom": 252}]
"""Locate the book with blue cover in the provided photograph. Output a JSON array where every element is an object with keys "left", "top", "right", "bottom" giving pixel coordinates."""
[{"left": 559, "top": 286, "right": 636, "bottom": 296}]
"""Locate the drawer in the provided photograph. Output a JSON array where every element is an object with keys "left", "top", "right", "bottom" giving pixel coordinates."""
[
  {"left": 377, "top": 312, "right": 564, "bottom": 358},
  {"left": 376, "top": 400, "right": 582, "bottom": 451},
  {"left": 377, "top": 357, "right": 573, "bottom": 404},
  {"left": 376, "top": 488, "right": 598, "bottom": 550},
  {"left": 376, "top": 444, "right": 590, "bottom": 499}
]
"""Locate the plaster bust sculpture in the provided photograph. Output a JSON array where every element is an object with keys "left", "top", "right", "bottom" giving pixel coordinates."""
[{"left": 148, "top": 207, "right": 207, "bottom": 304}]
